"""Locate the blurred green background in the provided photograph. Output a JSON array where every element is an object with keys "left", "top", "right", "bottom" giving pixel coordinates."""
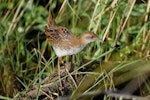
[{"left": 0, "top": 0, "right": 149, "bottom": 99}]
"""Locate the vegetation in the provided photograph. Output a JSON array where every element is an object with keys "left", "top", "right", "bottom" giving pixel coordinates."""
[{"left": 0, "top": 0, "right": 149, "bottom": 100}]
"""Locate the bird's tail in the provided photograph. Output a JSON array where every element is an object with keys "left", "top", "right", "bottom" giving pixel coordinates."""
[{"left": 47, "top": 9, "right": 56, "bottom": 27}]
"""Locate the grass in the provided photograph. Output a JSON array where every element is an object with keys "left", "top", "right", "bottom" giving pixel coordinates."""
[{"left": 0, "top": 0, "right": 150, "bottom": 100}]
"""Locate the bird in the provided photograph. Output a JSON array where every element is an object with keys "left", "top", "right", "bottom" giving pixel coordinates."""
[
  {"left": 45, "top": 10, "right": 99, "bottom": 59},
  {"left": 45, "top": 10, "right": 99, "bottom": 89}
]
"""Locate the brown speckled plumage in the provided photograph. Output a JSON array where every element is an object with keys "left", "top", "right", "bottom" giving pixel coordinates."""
[{"left": 45, "top": 10, "right": 99, "bottom": 57}]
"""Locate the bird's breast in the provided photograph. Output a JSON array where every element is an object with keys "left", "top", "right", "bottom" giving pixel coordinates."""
[{"left": 52, "top": 44, "right": 86, "bottom": 57}]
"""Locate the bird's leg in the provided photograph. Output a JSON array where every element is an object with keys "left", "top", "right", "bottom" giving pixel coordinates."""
[
  {"left": 57, "top": 57, "right": 63, "bottom": 94},
  {"left": 64, "top": 63, "right": 77, "bottom": 88},
  {"left": 59, "top": 57, "right": 64, "bottom": 65},
  {"left": 72, "top": 55, "right": 75, "bottom": 63}
]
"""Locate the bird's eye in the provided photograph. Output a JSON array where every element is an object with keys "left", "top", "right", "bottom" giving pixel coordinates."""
[
  {"left": 91, "top": 35, "right": 94, "bottom": 38},
  {"left": 87, "top": 35, "right": 93, "bottom": 39}
]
